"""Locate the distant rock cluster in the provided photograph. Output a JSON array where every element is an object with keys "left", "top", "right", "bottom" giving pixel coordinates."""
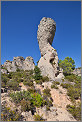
[
  {"left": 1, "top": 56, "right": 35, "bottom": 73},
  {"left": 37, "top": 17, "right": 64, "bottom": 80}
]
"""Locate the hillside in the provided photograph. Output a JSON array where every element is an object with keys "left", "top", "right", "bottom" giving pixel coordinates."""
[{"left": 1, "top": 66, "right": 81, "bottom": 121}]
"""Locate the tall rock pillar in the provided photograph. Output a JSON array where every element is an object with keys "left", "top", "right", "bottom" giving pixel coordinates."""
[{"left": 37, "top": 17, "right": 59, "bottom": 80}]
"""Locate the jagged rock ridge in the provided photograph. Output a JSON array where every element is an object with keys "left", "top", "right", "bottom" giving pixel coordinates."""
[{"left": 1, "top": 56, "right": 35, "bottom": 73}]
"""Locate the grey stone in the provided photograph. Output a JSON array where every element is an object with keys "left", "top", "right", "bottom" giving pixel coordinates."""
[
  {"left": 37, "top": 17, "right": 64, "bottom": 80},
  {"left": 2, "top": 56, "right": 35, "bottom": 72}
]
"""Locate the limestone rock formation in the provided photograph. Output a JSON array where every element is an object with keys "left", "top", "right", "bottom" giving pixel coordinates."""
[
  {"left": 2, "top": 56, "right": 35, "bottom": 73},
  {"left": 37, "top": 17, "right": 64, "bottom": 80}
]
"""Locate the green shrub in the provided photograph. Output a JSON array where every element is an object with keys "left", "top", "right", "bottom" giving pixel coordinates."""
[
  {"left": 20, "top": 100, "right": 31, "bottom": 112},
  {"left": 31, "top": 93, "right": 43, "bottom": 107},
  {"left": 51, "top": 81, "right": 59, "bottom": 89},
  {"left": 67, "top": 86, "right": 80, "bottom": 101},
  {"left": 46, "top": 106, "right": 50, "bottom": 111},
  {"left": 16, "top": 68, "right": 21, "bottom": 72},
  {"left": 34, "top": 114, "right": 45, "bottom": 121},
  {"left": 1, "top": 106, "right": 22, "bottom": 121},
  {"left": 55, "top": 81, "right": 60, "bottom": 85},
  {"left": 1, "top": 74, "right": 9, "bottom": 87},
  {"left": 10, "top": 90, "right": 43, "bottom": 108},
  {"left": 7, "top": 81, "right": 19, "bottom": 91},
  {"left": 66, "top": 102, "right": 81, "bottom": 121},
  {"left": 51, "top": 84, "right": 58, "bottom": 89},
  {"left": 62, "top": 78, "right": 65, "bottom": 82},
  {"left": 29, "top": 70, "right": 34, "bottom": 75},
  {"left": 65, "top": 74, "right": 81, "bottom": 83},
  {"left": 61, "top": 83, "right": 71, "bottom": 89},
  {"left": 10, "top": 90, "right": 31, "bottom": 104},
  {"left": 42, "top": 76, "right": 49, "bottom": 82},
  {"left": 10, "top": 91, "right": 24, "bottom": 104},
  {"left": 43, "top": 87, "right": 51, "bottom": 97},
  {"left": 23, "top": 79, "right": 34, "bottom": 86},
  {"left": 28, "top": 87, "right": 36, "bottom": 93},
  {"left": 34, "top": 66, "right": 42, "bottom": 80}
]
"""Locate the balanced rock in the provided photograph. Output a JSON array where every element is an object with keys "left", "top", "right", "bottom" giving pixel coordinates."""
[
  {"left": 2, "top": 56, "right": 35, "bottom": 73},
  {"left": 37, "top": 17, "right": 63, "bottom": 80}
]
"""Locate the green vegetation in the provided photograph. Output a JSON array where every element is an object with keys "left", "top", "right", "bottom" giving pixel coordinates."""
[
  {"left": 59, "top": 57, "right": 75, "bottom": 75},
  {"left": 10, "top": 90, "right": 44, "bottom": 111},
  {"left": 34, "top": 114, "right": 45, "bottom": 121},
  {"left": 31, "top": 93, "right": 43, "bottom": 107},
  {"left": 34, "top": 66, "right": 42, "bottom": 80},
  {"left": 9, "top": 90, "right": 32, "bottom": 104},
  {"left": 42, "top": 87, "right": 53, "bottom": 110},
  {"left": 7, "top": 80, "right": 19, "bottom": 91},
  {"left": 43, "top": 87, "right": 51, "bottom": 97},
  {"left": 61, "top": 74, "right": 81, "bottom": 102},
  {"left": 34, "top": 66, "right": 49, "bottom": 84},
  {"left": 51, "top": 81, "right": 60, "bottom": 89},
  {"left": 65, "top": 74, "right": 81, "bottom": 83},
  {"left": 23, "top": 79, "right": 34, "bottom": 86},
  {"left": 1, "top": 69, "right": 34, "bottom": 90},
  {"left": 35, "top": 76, "right": 49, "bottom": 85},
  {"left": 20, "top": 99, "right": 31, "bottom": 112},
  {"left": 1, "top": 106, "right": 22, "bottom": 121},
  {"left": 1, "top": 73, "right": 9, "bottom": 88},
  {"left": 66, "top": 102, "right": 81, "bottom": 121},
  {"left": 60, "top": 83, "right": 72, "bottom": 89}
]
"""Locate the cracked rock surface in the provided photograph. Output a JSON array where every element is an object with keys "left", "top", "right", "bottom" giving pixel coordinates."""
[{"left": 37, "top": 17, "right": 64, "bottom": 80}]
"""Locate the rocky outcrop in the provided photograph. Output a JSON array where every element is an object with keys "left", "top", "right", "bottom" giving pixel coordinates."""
[
  {"left": 1, "top": 56, "right": 35, "bottom": 73},
  {"left": 72, "top": 67, "right": 81, "bottom": 76},
  {"left": 37, "top": 17, "right": 64, "bottom": 80}
]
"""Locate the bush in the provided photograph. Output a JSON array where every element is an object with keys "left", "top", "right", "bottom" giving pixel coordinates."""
[
  {"left": 1, "top": 106, "right": 22, "bottom": 121},
  {"left": 35, "top": 79, "right": 42, "bottom": 85},
  {"left": 42, "top": 76, "right": 49, "bottom": 82},
  {"left": 34, "top": 66, "right": 42, "bottom": 80},
  {"left": 31, "top": 93, "right": 43, "bottom": 107},
  {"left": 16, "top": 68, "right": 21, "bottom": 72},
  {"left": 66, "top": 102, "right": 81, "bottom": 121},
  {"left": 7, "top": 80, "right": 19, "bottom": 91},
  {"left": 51, "top": 81, "right": 59, "bottom": 89},
  {"left": 10, "top": 90, "right": 43, "bottom": 108},
  {"left": 65, "top": 74, "right": 81, "bottom": 83},
  {"left": 28, "top": 87, "right": 36, "bottom": 93},
  {"left": 1, "top": 74, "right": 9, "bottom": 88},
  {"left": 55, "top": 81, "right": 60, "bottom": 85},
  {"left": 43, "top": 87, "right": 51, "bottom": 97},
  {"left": 34, "top": 114, "right": 45, "bottom": 121},
  {"left": 61, "top": 83, "right": 71, "bottom": 89},
  {"left": 67, "top": 86, "right": 80, "bottom": 101},
  {"left": 23, "top": 79, "right": 34, "bottom": 86},
  {"left": 51, "top": 84, "right": 58, "bottom": 89},
  {"left": 20, "top": 100, "right": 31, "bottom": 112}
]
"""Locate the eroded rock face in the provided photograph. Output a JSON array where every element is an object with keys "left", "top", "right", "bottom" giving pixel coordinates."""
[
  {"left": 2, "top": 56, "right": 35, "bottom": 73},
  {"left": 37, "top": 17, "right": 63, "bottom": 80}
]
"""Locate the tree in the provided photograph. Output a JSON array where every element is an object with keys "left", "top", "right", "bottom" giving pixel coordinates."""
[
  {"left": 59, "top": 57, "right": 75, "bottom": 75},
  {"left": 34, "top": 66, "right": 42, "bottom": 80}
]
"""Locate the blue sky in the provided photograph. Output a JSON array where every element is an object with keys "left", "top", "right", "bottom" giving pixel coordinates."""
[{"left": 1, "top": 1, "right": 81, "bottom": 68}]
